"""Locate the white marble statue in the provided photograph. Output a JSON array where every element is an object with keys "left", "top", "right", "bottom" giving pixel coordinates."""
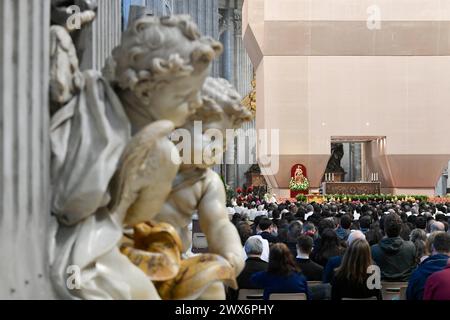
[
  {"left": 49, "top": 14, "right": 223, "bottom": 299},
  {"left": 151, "top": 77, "right": 253, "bottom": 298}
]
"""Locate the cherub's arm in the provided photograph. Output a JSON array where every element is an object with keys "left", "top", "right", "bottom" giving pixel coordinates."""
[
  {"left": 109, "top": 120, "right": 181, "bottom": 226},
  {"left": 197, "top": 172, "right": 245, "bottom": 276}
]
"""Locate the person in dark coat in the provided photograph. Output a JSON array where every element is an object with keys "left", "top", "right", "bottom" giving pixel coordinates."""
[
  {"left": 295, "top": 234, "right": 323, "bottom": 281},
  {"left": 228, "top": 236, "right": 268, "bottom": 300},
  {"left": 371, "top": 213, "right": 416, "bottom": 281},
  {"left": 407, "top": 232, "right": 450, "bottom": 300},
  {"left": 237, "top": 237, "right": 268, "bottom": 289},
  {"left": 258, "top": 217, "right": 278, "bottom": 244},
  {"left": 313, "top": 228, "right": 345, "bottom": 267}
]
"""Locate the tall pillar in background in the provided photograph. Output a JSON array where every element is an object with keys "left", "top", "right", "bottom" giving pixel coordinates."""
[
  {"left": 0, "top": 0, "right": 55, "bottom": 299},
  {"left": 353, "top": 143, "right": 362, "bottom": 182},
  {"left": 232, "top": 5, "right": 253, "bottom": 97},
  {"left": 173, "top": 0, "right": 220, "bottom": 77},
  {"left": 221, "top": 1, "right": 236, "bottom": 188},
  {"left": 81, "top": 0, "right": 123, "bottom": 71},
  {"left": 146, "top": 0, "right": 173, "bottom": 16},
  {"left": 131, "top": 0, "right": 254, "bottom": 187},
  {"left": 342, "top": 144, "right": 350, "bottom": 182},
  {"left": 233, "top": 2, "right": 255, "bottom": 188}
]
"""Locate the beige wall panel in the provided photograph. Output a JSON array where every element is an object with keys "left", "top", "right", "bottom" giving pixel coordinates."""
[
  {"left": 264, "top": 0, "right": 450, "bottom": 22},
  {"left": 243, "top": 0, "right": 450, "bottom": 194},
  {"left": 263, "top": 21, "right": 450, "bottom": 56}
]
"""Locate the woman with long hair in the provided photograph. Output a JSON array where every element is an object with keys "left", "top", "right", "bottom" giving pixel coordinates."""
[
  {"left": 251, "top": 243, "right": 310, "bottom": 300},
  {"left": 410, "top": 228, "right": 429, "bottom": 264},
  {"left": 284, "top": 220, "right": 303, "bottom": 257},
  {"left": 331, "top": 239, "right": 382, "bottom": 300},
  {"left": 313, "top": 228, "right": 345, "bottom": 267}
]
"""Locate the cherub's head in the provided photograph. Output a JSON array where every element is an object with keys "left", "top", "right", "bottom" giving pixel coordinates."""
[
  {"left": 180, "top": 77, "right": 253, "bottom": 168},
  {"left": 106, "top": 15, "right": 223, "bottom": 128},
  {"left": 194, "top": 78, "right": 253, "bottom": 131}
]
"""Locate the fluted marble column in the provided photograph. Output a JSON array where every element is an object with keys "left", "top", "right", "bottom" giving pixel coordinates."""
[
  {"left": 81, "top": 0, "right": 122, "bottom": 71},
  {"left": 173, "top": 0, "right": 220, "bottom": 77},
  {"left": 133, "top": 0, "right": 254, "bottom": 186},
  {"left": 0, "top": 0, "right": 55, "bottom": 299},
  {"left": 233, "top": 2, "right": 255, "bottom": 187}
]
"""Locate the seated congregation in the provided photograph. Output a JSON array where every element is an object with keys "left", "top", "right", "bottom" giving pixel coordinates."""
[{"left": 227, "top": 199, "right": 450, "bottom": 300}]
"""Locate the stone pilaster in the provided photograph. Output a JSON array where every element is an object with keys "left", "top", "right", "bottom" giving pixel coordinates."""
[
  {"left": 233, "top": 3, "right": 256, "bottom": 187},
  {"left": 81, "top": 0, "right": 122, "bottom": 71},
  {"left": 0, "top": 0, "right": 55, "bottom": 299},
  {"left": 174, "top": 0, "right": 220, "bottom": 77},
  {"left": 146, "top": 0, "right": 174, "bottom": 16}
]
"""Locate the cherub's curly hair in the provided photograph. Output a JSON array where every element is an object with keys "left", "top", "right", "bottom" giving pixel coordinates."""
[
  {"left": 190, "top": 77, "right": 253, "bottom": 128},
  {"left": 104, "top": 15, "right": 222, "bottom": 97}
]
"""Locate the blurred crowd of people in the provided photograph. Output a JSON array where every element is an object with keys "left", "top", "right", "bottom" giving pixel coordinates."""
[{"left": 227, "top": 195, "right": 450, "bottom": 300}]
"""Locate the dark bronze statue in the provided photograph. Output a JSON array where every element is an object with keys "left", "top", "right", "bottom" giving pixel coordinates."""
[{"left": 325, "top": 143, "right": 346, "bottom": 174}]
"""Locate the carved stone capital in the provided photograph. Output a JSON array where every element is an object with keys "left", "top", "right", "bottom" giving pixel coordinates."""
[{"left": 233, "top": 9, "right": 242, "bottom": 35}]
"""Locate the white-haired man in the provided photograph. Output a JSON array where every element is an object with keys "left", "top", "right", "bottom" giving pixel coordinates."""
[{"left": 239, "top": 238, "right": 269, "bottom": 288}]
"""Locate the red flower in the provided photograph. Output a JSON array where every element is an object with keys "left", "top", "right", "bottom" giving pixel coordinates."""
[
  {"left": 247, "top": 186, "right": 253, "bottom": 193},
  {"left": 236, "top": 188, "right": 242, "bottom": 194}
]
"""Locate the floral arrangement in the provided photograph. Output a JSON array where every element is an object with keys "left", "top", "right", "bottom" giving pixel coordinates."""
[
  {"left": 428, "top": 196, "right": 450, "bottom": 204},
  {"left": 289, "top": 176, "right": 309, "bottom": 191}
]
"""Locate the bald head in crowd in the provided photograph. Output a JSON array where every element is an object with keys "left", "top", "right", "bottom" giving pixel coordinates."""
[
  {"left": 347, "top": 230, "right": 366, "bottom": 246},
  {"left": 430, "top": 221, "right": 445, "bottom": 233}
]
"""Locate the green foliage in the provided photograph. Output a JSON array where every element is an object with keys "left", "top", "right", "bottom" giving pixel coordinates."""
[{"left": 296, "top": 194, "right": 307, "bottom": 202}]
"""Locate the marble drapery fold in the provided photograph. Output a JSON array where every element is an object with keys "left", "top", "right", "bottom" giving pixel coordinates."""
[
  {"left": 48, "top": 70, "right": 151, "bottom": 300},
  {"left": 50, "top": 70, "right": 131, "bottom": 226}
]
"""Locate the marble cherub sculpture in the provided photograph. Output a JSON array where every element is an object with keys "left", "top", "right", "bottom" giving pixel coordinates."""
[
  {"left": 120, "top": 77, "right": 253, "bottom": 300},
  {"left": 158, "top": 77, "right": 253, "bottom": 298},
  {"left": 49, "top": 14, "right": 222, "bottom": 299},
  {"left": 105, "top": 15, "right": 223, "bottom": 226},
  {"left": 156, "top": 77, "right": 252, "bottom": 269}
]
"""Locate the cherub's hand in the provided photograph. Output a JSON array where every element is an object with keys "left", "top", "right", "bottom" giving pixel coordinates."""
[
  {"left": 49, "top": 26, "right": 83, "bottom": 112},
  {"left": 51, "top": 0, "right": 97, "bottom": 31},
  {"left": 72, "top": 10, "right": 96, "bottom": 30}
]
